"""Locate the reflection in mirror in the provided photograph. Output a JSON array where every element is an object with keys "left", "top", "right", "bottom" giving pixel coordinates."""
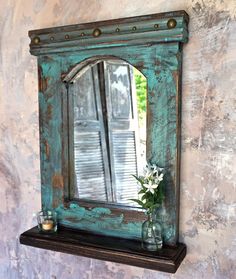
[{"left": 70, "top": 60, "right": 147, "bottom": 205}]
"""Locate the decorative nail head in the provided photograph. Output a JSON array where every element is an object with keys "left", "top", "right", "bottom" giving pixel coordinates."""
[
  {"left": 167, "top": 19, "right": 177, "bottom": 29},
  {"left": 93, "top": 28, "right": 102, "bottom": 37},
  {"left": 33, "top": 37, "right": 40, "bottom": 44}
]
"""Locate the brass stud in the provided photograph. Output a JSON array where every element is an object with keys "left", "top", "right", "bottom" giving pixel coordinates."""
[
  {"left": 116, "top": 28, "right": 120, "bottom": 32},
  {"left": 167, "top": 19, "right": 177, "bottom": 29},
  {"left": 32, "top": 36, "right": 40, "bottom": 44},
  {"left": 154, "top": 24, "right": 159, "bottom": 29},
  {"left": 132, "top": 26, "right": 137, "bottom": 31},
  {"left": 65, "top": 34, "right": 69, "bottom": 39},
  {"left": 81, "top": 32, "right": 85, "bottom": 37},
  {"left": 93, "top": 28, "right": 102, "bottom": 37},
  {"left": 50, "top": 36, "right": 54, "bottom": 41}
]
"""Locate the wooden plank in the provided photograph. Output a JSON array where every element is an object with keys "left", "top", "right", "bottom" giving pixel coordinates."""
[
  {"left": 28, "top": 11, "right": 189, "bottom": 55},
  {"left": 29, "top": 10, "right": 188, "bottom": 35},
  {"left": 146, "top": 43, "right": 183, "bottom": 245},
  {"left": 20, "top": 226, "right": 186, "bottom": 273},
  {"left": 38, "top": 56, "right": 65, "bottom": 209}
]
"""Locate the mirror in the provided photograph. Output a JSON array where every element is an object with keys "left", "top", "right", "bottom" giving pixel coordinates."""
[
  {"left": 69, "top": 59, "right": 147, "bottom": 205},
  {"left": 27, "top": 10, "right": 189, "bottom": 247}
]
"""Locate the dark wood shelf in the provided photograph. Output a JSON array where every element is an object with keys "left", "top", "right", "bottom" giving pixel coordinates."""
[{"left": 20, "top": 226, "right": 186, "bottom": 273}]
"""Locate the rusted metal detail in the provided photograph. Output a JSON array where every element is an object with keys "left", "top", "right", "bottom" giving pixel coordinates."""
[{"left": 52, "top": 173, "right": 64, "bottom": 189}]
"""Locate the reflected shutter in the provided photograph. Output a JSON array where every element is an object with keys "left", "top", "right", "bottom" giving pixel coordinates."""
[
  {"left": 71, "top": 65, "right": 111, "bottom": 201},
  {"left": 104, "top": 61, "right": 140, "bottom": 204}
]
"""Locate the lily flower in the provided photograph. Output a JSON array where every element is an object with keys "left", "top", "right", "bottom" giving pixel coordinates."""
[
  {"left": 144, "top": 164, "right": 157, "bottom": 179},
  {"left": 143, "top": 180, "right": 159, "bottom": 194},
  {"left": 155, "top": 173, "right": 164, "bottom": 184}
]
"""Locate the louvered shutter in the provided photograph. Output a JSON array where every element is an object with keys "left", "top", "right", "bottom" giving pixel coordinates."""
[
  {"left": 104, "top": 61, "right": 140, "bottom": 204},
  {"left": 72, "top": 65, "right": 111, "bottom": 201}
]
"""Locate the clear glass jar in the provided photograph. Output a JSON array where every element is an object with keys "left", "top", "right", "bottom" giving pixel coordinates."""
[
  {"left": 37, "top": 210, "right": 57, "bottom": 233},
  {"left": 142, "top": 212, "right": 163, "bottom": 251}
]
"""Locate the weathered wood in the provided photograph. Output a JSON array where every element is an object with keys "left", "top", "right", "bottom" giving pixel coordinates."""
[
  {"left": 20, "top": 226, "right": 186, "bottom": 273},
  {"left": 36, "top": 40, "right": 186, "bottom": 244},
  {"left": 24, "top": 11, "right": 189, "bottom": 271},
  {"left": 29, "top": 11, "right": 188, "bottom": 55},
  {"left": 21, "top": 10, "right": 190, "bottom": 272}
]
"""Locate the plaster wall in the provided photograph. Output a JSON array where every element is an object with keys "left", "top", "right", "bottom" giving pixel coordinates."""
[{"left": 0, "top": 0, "right": 235, "bottom": 278}]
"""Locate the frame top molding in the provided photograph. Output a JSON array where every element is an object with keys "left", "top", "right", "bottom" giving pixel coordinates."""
[{"left": 29, "top": 10, "right": 189, "bottom": 55}]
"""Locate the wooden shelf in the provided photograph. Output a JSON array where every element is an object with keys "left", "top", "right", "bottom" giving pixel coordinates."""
[{"left": 20, "top": 226, "right": 186, "bottom": 273}]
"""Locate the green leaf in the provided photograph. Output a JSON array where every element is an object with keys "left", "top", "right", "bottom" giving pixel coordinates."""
[
  {"left": 130, "top": 199, "right": 144, "bottom": 207},
  {"left": 140, "top": 194, "right": 146, "bottom": 201},
  {"left": 139, "top": 188, "right": 146, "bottom": 194},
  {"left": 131, "top": 174, "right": 144, "bottom": 185}
]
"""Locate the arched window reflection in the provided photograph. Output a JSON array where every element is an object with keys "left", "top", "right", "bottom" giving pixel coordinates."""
[{"left": 70, "top": 60, "right": 147, "bottom": 205}]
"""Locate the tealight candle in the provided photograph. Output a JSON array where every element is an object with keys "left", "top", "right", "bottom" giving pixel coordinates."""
[
  {"left": 42, "top": 220, "right": 54, "bottom": 231},
  {"left": 37, "top": 210, "right": 57, "bottom": 233}
]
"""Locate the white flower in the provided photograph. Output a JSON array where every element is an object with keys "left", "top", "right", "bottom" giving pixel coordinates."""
[
  {"left": 144, "top": 164, "right": 157, "bottom": 179},
  {"left": 144, "top": 163, "right": 164, "bottom": 179},
  {"left": 143, "top": 180, "right": 159, "bottom": 194},
  {"left": 155, "top": 173, "right": 164, "bottom": 184}
]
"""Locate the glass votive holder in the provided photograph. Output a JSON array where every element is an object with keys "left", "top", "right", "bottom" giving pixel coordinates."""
[{"left": 37, "top": 210, "right": 57, "bottom": 233}]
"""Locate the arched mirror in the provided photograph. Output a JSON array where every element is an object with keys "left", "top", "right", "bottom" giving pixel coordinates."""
[
  {"left": 67, "top": 59, "right": 147, "bottom": 206},
  {"left": 21, "top": 10, "right": 189, "bottom": 273},
  {"left": 22, "top": 9, "right": 189, "bottom": 250}
]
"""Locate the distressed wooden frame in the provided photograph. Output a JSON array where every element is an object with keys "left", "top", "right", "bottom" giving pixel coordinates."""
[{"left": 20, "top": 10, "right": 189, "bottom": 272}]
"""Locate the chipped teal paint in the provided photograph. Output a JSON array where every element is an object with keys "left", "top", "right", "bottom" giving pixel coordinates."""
[
  {"left": 38, "top": 56, "right": 65, "bottom": 210},
  {"left": 56, "top": 204, "right": 142, "bottom": 239},
  {"left": 38, "top": 43, "right": 181, "bottom": 243},
  {"left": 33, "top": 11, "right": 189, "bottom": 245}
]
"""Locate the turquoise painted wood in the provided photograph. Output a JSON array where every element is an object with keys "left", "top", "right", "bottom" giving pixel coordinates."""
[{"left": 30, "top": 11, "right": 189, "bottom": 245}]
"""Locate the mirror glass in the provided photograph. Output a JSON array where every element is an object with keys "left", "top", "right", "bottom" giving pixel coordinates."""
[{"left": 71, "top": 59, "right": 147, "bottom": 206}]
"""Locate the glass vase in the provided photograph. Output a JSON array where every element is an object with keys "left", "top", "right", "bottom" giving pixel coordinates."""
[{"left": 142, "top": 211, "right": 163, "bottom": 251}]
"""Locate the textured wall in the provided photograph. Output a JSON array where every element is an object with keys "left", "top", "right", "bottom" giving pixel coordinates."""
[{"left": 0, "top": 0, "right": 235, "bottom": 278}]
